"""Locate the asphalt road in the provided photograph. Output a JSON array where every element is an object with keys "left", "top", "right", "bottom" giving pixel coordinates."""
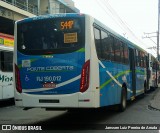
[{"left": 0, "top": 89, "right": 160, "bottom": 133}]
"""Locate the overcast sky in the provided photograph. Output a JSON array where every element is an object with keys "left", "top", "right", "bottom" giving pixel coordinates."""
[{"left": 73, "top": 0, "right": 158, "bottom": 56}]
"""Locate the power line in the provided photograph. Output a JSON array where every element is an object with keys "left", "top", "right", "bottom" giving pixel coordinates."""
[
  {"left": 95, "top": 0, "right": 126, "bottom": 34},
  {"left": 143, "top": 32, "right": 157, "bottom": 45},
  {"left": 95, "top": 0, "right": 152, "bottom": 49},
  {"left": 102, "top": 0, "right": 147, "bottom": 46}
]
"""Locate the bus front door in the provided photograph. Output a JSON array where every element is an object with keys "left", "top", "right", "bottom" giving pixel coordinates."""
[{"left": 129, "top": 48, "right": 136, "bottom": 99}]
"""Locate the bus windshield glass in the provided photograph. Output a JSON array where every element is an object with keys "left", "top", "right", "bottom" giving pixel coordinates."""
[{"left": 17, "top": 17, "right": 85, "bottom": 55}]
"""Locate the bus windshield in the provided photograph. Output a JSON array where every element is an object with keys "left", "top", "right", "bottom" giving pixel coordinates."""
[{"left": 17, "top": 17, "right": 85, "bottom": 55}]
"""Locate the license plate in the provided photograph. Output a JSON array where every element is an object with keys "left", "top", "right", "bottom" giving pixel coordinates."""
[{"left": 43, "top": 83, "right": 56, "bottom": 88}]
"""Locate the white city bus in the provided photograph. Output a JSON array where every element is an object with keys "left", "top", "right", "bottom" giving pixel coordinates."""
[
  {"left": 14, "top": 13, "right": 148, "bottom": 111},
  {"left": 0, "top": 45, "right": 13, "bottom": 100},
  {"left": 147, "top": 53, "right": 159, "bottom": 90}
]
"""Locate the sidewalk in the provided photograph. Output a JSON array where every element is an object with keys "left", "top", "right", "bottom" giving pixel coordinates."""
[{"left": 149, "top": 88, "right": 160, "bottom": 110}]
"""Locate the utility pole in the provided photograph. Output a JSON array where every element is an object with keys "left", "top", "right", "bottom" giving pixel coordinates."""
[
  {"left": 143, "top": 32, "right": 158, "bottom": 55},
  {"left": 158, "top": 0, "right": 160, "bottom": 61},
  {"left": 143, "top": 1, "right": 160, "bottom": 87},
  {"left": 143, "top": 1, "right": 160, "bottom": 60}
]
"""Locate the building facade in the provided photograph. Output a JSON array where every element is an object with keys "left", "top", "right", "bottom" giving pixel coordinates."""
[
  {"left": 1, "top": 0, "right": 79, "bottom": 16},
  {"left": 0, "top": 0, "right": 79, "bottom": 35}
]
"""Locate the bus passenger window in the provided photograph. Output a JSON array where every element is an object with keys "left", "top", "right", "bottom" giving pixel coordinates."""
[
  {"left": 1, "top": 51, "right": 13, "bottom": 72},
  {"left": 103, "top": 35, "right": 114, "bottom": 61},
  {"left": 114, "top": 39, "right": 121, "bottom": 63},
  {"left": 101, "top": 31, "right": 109, "bottom": 60},
  {"left": 110, "top": 36, "right": 114, "bottom": 61},
  {"left": 94, "top": 28, "right": 102, "bottom": 59},
  {"left": 121, "top": 43, "right": 125, "bottom": 63},
  {"left": 137, "top": 51, "right": 140, "bottom": 66},
  {"left": 124, "top": 44, "right": 128, "bottom": 64}
]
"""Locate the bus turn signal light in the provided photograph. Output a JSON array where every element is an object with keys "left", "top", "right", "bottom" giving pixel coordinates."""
[
  {"left": 15, "top": 64, "right": 22, "bottom": 93},
  {"left": 80, "top": 60, "right": 90, "bottom": 93}
]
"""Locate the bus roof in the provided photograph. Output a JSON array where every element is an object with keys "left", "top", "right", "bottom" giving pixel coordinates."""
[
  {"left": 16, "top": 13, "right": 147, "bottom": 54},
  {"left": 16, "top": 13, "right": 85, "bottom": 24}
]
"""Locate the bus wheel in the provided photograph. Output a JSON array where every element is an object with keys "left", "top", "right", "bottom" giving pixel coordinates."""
[{"left": 118, "top": 87, "right": 127, "bottom": 112}]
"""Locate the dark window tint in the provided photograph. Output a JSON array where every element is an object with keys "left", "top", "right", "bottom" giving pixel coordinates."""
[
  {"left": 94, "top": 26, "right": 129, "bottom": 64},
  {"left": 17, "top": 17, "right": 85, "bottom": 55},
  {"left": 124, "top": 44, "right": 128, "bottom": 64},
  {"left": 136, "top": 50, "right": 139, "bottom": 66},
  {"left": 94, "top": 28, "right": 102, "bottom": 58},
  {"left": 101, "top": 31, "right": 108, "bottom": 59},
  {"left": 0, "top": 51, "right": 13, "bottom": 72},
  {"left": 114, "top": 39, "right": 121, "bottom": 62},
  {"left": 103, "top": 34, "right": 114, "bottom": 61},
  {"left": 135, "top": 50, "right": 146, "bottom": 68}
]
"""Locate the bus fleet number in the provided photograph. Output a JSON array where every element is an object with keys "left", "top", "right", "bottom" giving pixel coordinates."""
[{"left": 61, "top": 20, "right": 74, "bottom": 30}]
